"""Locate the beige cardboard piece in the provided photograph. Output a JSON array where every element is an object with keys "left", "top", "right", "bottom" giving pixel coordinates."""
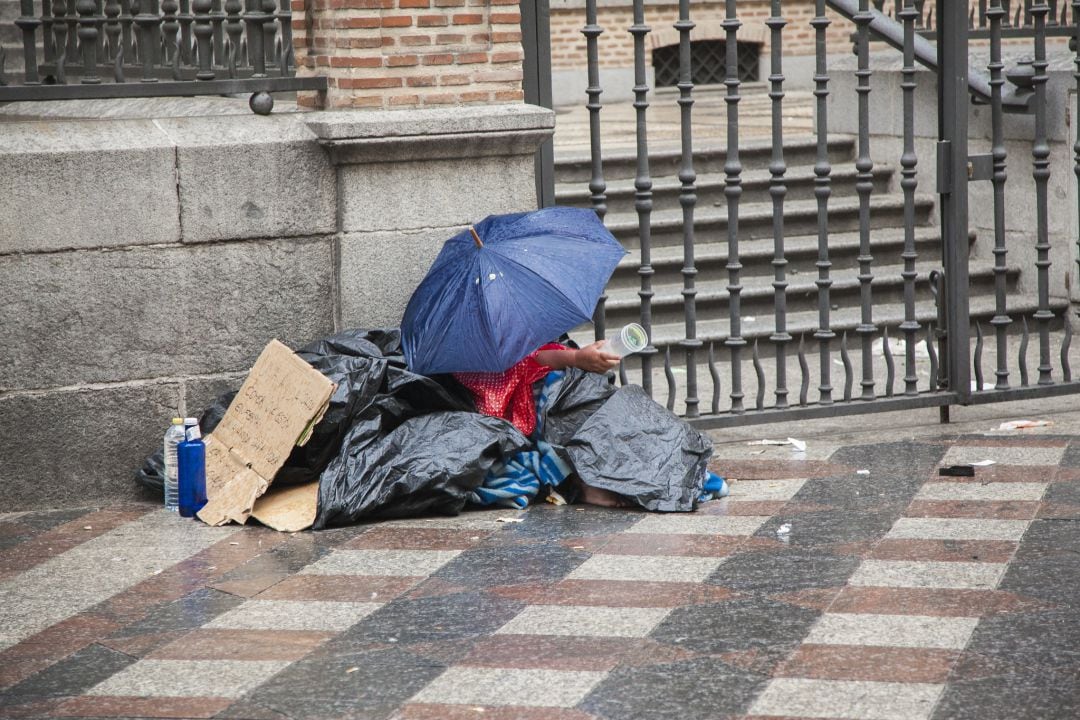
[
  {"left": 251, "top": 482, "right": 319, "bottom": 532},
  {"left": 197, "top": 340, "right": 334, "bottom": 527}
]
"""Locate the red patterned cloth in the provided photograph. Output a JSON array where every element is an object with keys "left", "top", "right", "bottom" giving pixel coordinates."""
[{"left": 454, "top": 343, "right": 566, "bottom": 436}]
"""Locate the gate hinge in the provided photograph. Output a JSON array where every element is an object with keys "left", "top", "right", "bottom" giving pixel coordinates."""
[
  {"left": 936, "top": 141, "right": 951, "bottom": 194},
  {"left": 938, "top": 143, "right": 993, "bottom": 192},
  {"left": 967, "top": 154, "right": 993, "bottom": 182}
]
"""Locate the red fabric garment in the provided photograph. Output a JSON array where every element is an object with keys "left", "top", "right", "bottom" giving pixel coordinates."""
[{"left": 454, "top": 343, "right": 565, "bottom": 436}]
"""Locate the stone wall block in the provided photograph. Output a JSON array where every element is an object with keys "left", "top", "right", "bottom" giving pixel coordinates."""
[
  {"left": 0, "top": 237, "right": 336, "bottom": 391},
  {"left": 338, "top": 227, "right": 466, "bottom": 328},
  {"left": 0, "top": 120, "right": 180, "bottom": 253},
  {"left": 338, "top": 155, "right": 536, "bottom": 233},
  {"left": 155, "top": 115, "right": 336, "bottom": 243},
  {"left": 0, "top": 382, "right": 182, "bottom": 510}
]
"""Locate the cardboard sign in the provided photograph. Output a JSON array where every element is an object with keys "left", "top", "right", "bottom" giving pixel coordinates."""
[
  {"left": 251, "top": 482, "right": 320, "bottom": 532},
  {"left": 197, "top": 340, "right": 334, "bottom": 527}
]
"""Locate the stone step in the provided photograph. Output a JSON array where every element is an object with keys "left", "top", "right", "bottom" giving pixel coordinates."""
[
  {"left": 555, "top": 164, "right": 895, "bottom": 216},
  {"left": 606, "top": 226, "right": 966, "bottom": 292},
  {"left": 598, "top": 260, "right": 1019, "bottom": 329},
  {"left": 602, "top": 194, "right": 938, "bottom": 250},
  {"left": 553, "top": 135, "right": 856, "bottom": 185}
]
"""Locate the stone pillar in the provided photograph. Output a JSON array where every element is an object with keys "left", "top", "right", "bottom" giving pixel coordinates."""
[
  {"left": 304, "top": 103, "right": 554, "bottom": 326},
  {"left": 292, "top": 0, "right": 525, "bottom": 110}
]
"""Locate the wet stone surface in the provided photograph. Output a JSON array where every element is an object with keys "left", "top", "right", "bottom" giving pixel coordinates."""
[{"left": 1, "top": 432, "right": 1078, "bottom": 719}]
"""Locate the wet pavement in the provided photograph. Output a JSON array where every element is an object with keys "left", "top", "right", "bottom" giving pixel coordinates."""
[{"left": 2, "top": 413, "right": 1080, "bottom": 719}]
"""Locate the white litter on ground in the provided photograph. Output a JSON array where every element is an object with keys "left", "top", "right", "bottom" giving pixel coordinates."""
[{"left": 996, "top": 420, "right": 1053, "bottom": 431}]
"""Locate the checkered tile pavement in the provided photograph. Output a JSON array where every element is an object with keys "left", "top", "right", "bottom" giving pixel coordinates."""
[{"left": 1, "top": 432, "right": 1079, "bottom": 719}]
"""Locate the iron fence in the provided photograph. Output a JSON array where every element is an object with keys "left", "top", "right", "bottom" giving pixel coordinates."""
[
  {"left": 0, "top": 0, "right": 324, "bottom": 112},
  {"left": 538, "top": 0, "right": 1080, "bottom": 428}
]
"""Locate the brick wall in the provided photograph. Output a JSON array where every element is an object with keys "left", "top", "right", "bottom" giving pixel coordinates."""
[
  {"left": 293, "top": 0, "right": 526, "bottom": 109},
  {"left": 549, "top": 1, "right": 858, "bottom": 73}
]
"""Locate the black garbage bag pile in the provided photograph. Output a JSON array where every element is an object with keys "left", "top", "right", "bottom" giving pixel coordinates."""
[{"left": 136, "top": 329, "right": 712, "bottom": 527}]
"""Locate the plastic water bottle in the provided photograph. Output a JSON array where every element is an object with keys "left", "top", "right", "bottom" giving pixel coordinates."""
[
  {"left": 178, "top": 422, "right": 207, "bottom": 518},
  {"left": 163, "top": 418, "right": 185, "bottom": 512}
]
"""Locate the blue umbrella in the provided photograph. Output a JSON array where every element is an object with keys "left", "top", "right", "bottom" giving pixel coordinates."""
[{"left": 401, "top": 206, "right": 627, "bottom": 375}]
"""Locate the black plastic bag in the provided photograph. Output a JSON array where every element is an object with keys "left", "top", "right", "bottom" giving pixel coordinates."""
[
  {"left": 537, "top": 367, "right": 618, "bottom": 447},
  {"left": 558, "top": 385, "right": 710, "bottom": 512},
  {"left": 313, "top": 411, "right": 530, "bottom": 528},
  {"left": 134, "top": 329, "right": 475, "bottom": 494}
]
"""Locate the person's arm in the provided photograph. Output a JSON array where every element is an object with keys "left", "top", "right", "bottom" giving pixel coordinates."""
[{"left": 536, "top": 341, "right": 621, "bottom": 374}]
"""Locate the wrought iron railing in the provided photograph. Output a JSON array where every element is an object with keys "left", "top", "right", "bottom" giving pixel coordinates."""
[
  {"left": 893, "top": 0, "right": 1078, "bottom": 41},
  {"left": 543, "top": 0, "right": 1080, "bottom": 428},
  {"left": 0, "top": 0, "right": 325, "bottom": 113},
  {"left": 830, "top": 0, "right": 1035, "bottom": 111}
]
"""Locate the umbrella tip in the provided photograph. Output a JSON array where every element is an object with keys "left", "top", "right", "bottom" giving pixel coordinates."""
[{"left": 469, "top": 226, "right": 483, "bottom": 248}]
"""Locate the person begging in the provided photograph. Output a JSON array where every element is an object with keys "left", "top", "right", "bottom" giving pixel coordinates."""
[{"left": 453, "top": 341, "right": 631, "bottom": 508}]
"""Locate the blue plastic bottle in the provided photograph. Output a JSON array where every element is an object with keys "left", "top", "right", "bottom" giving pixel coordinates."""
[{"left": 177, "top": 423, "right": 207, "bottom": 518}]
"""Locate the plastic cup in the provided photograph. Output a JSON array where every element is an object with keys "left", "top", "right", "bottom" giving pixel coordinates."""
[{"left": 602, "top": 323, "right": 649, "bottom": 357}]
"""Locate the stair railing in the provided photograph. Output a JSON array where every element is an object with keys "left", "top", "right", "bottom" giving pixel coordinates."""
[{"left": 826, "top": 0, "right": 1034, "bottom": 112}]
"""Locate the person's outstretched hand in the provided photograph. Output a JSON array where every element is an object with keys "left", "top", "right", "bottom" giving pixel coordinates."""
[{"left": 574, "top": 341, "right": 621, "bottom": 373}]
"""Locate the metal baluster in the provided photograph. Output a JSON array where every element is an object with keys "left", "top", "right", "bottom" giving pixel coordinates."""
[
  {"left": 134, "top": 0, "right": 158, "bottom": 80},
  {"left": 989, "top": 0, "right": 1012, "bottom": 389},
  {"left": 630, "top": 0, "right": 654, "bottom": 398},
  {"left": 224, "top": 0, "right": 241, "bottom": 75},
  {"left": 193, "top": 0, "right": 213, "bottom": 78},
  {"left": 1032, "top": 1, "right": 1054, "bottom": 384},
  {"left": 76, "top": 0, "right": 100, "bottom": 82},
  {"left": 1019, "top": 315, "right": 1030, "bottom": 386},
  {"left": 162, "top": 0, "right": 178, "bottom": 64},
  {"left": 899, "top": 0, "right": 920, "bottom": 394},
  {"left": 675, "top": 0, "right": 699, "bottom": 416},
  {"left": 43, "top": 0, "right": 55, "bottom": 65},
  {"left": 15, "top": 0, "right": 41, "bottom": 84},
  {"left": 212, "top": 0, "right": 224, "bottom": 65},
  {"left": 664, "top": 349, "right": 676, "bottom": 411},
  {"left": 1074, "top": 0, "right": 1080, "bottom": 352},
  {"left": 798, "top": 334, "right": 809, "bottom": 405},
  {"left": 179, "top": 0, "right": 192, "bottom": 63},
  {"left": 245, "top": 0, "right": 268, "bottom": 76},
  {"left": 53, "top": 0, "right": 69, "bottom": 83},
  {"left": 974, "top": 321, "right": 985, "bottom": 390},
  {"left": 66, "top": 0, "right": 78, "bottom": 65},
  {"left": 883, "top": 327, "right": 896, "bottom": 396},
  {"left": 840, "top": 331, "right": 854, "bottom": 401},
  {"left": 104, "top": 0, "right": 121, "bottom": 66},
  {"left": 752, "top": 339, "right": 765, "bottom": 410},
  {"left": 276, "top": 0, "right": 291, "bottom": 72},
  {"left": 118, "top": 0, "right": 133, "bottom": 65},
  {"left": 854, "top": 0, "right": 877, "bottom": 399},
  {"left": 262, "top": 0, "right": 276, "bottom": 66},
  {"left": 813, "top": 0, "right": 834, "bottom": 405},
  {"left": 708, "top": 342, "right": 721, "bottom": 414},
  {"left": 724, "top": 0, "right": 745, "bottom": 414},
  {"left": 1062, "top": 322, "right": 1073, "bottom": 381},
  {"left": 927, "top": 323, "right": 939, "bottom": 390},
  {"left": 768, "top": 0, "right": 791, "bottom": 409},
  {"left": 583, "top": 0, "right": 608, "bottom": 341}
]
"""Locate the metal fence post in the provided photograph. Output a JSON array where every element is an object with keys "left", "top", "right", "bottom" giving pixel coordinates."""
[
  {"left": 937, "top": 0, "right": 971, "bottom": 411},
  {"left": 520, "top": 0, "right": 555, "bottom": 209}
]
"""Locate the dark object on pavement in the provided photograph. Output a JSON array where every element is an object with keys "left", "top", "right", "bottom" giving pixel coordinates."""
[
  {"left": 551, "top": 380, "right": 710, "bottom": 512},
  {"left": 316, "top": 411, "right": 530, "bottom": 528},
  {"left": 939, "top": 464, "right": 976, "bottom": 477},
  {"left": 136, "top": 329, "right": 711, "bottom": 526},
  {"left": 401, "top": 207, "right": 626, "bottom": 375}
]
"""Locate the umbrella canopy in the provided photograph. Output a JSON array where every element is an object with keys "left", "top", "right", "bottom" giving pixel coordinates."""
[{"left": 401, "top": 206, "right": 626, "bottom": 375}]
